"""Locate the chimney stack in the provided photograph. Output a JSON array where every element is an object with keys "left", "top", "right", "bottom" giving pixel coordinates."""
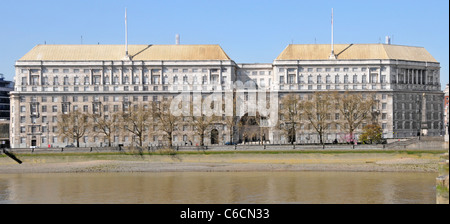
[{"left": 385, "top": 36, "right": 391, "bottom": 45}]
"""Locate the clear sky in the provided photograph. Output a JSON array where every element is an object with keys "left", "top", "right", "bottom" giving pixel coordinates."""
[{"left": 1, "top": 0, "right": 448, "bottom": 89}]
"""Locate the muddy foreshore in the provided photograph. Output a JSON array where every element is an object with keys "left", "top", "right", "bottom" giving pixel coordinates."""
[{"left": 0, "top": 150, "right": 445, "bottom": 174}]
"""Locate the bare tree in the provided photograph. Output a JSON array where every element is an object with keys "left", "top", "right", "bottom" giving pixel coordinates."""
[
  {"left": 57, "top": 110, "right": 91, "bottom": 147},
  {"left": 191, "top": 114, "right": 218, "bottom": 146},
  {"left": 120, "top": 103, "right": 153, "bottom": 147},
  {"left": 302, "top": 92, "right": 333, "bottom": 146},
  {"left": 153, "top": 99, "right": 181, "bottom": 147},
  {"left": 91, "top": 112, "right": 120, "bottom": 147},
  {"left": 223, "top": 90, "right": 237, "bottom": 144},
  {"left": 333, "top": 91, "right": 376, "bottom": 142},
  {"left": 278, "top": 93, "right": 303, "bottom": 144},
  {"left": 223, "top": 116, "right": 236, "bottom": 143}
]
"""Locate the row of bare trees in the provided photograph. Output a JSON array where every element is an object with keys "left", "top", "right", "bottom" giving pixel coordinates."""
[
  {"left": 57, "top": 98, "right": 223, "bottom": 148},
  {"left": 278, "top": 91, "right": 379, "bottom": 145},
  {"left": 57, "top": 91, "right": 379, "bottom": 148}
]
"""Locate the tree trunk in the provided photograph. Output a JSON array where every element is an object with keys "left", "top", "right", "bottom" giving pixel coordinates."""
[
  {"left": 200, "top": 133, "right": 205, "bottom": 146},
  {"left": 168, "top": 133, "right": 173, "bottom": 147},
  {"left": 139, "top": 135, "right": 143, "bottom": 147}
]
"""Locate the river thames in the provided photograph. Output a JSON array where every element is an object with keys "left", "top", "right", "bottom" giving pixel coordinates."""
[{"left": 0, "top": 171, "right": 437, "bottom": 204}]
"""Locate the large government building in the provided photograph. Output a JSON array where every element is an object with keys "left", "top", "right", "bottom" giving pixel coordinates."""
[{"left": 10, "top": 43, "right": 444, "bottom": 148}]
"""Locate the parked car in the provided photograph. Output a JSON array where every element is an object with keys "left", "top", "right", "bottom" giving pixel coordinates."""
[
  {"left": 225, "top": 142, "right": 237, "bottom": 145},
  {"left": 64, "top": 144, "right": 75, "bottom": 148}
]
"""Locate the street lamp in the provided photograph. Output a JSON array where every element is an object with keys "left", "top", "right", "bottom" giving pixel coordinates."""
[{"left": 46, "top": 121, "right": 50, "bottom": 148}]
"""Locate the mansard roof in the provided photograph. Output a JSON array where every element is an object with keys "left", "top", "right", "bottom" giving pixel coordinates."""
[
  {"left": 276, "top": 44, "right": 437, "bottom": 62},
  {"left": 18, "top": 44, "right": 231, "bottom": 61}
]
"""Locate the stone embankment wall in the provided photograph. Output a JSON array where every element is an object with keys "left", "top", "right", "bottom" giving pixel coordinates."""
[{"left": 436, "top": 152, "right": 449, "bottom": 204}]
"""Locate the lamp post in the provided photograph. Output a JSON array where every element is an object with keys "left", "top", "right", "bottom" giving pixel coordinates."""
[{"left": 47, "top": 121, "right": 50, "bottom": 148}]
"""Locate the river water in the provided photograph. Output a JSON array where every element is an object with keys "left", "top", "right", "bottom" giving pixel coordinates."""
[{"left": 0, "top": 171, "right": 437, "bottom": 204}]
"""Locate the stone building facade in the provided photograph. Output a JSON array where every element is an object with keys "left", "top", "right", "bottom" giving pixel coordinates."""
[{"left": 10, "top": 43, "right": 444, "bottom": 148}]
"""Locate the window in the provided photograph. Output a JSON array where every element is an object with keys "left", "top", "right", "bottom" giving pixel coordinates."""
[
  {"left": 371, "top": 74, "right": 377, "bottom": 83},
  {"left": 308, "top": 75, "right": 313, "bottom": 84},
  {"left": 362, "top": 75, "right": 367, "bottom": 83},
  {"left": 288, "top": 75, "right": 295, "bottom": 84},
  {"left": 94, "top": 76, "right": 101, "bottom": 85},
  {"left": 298, "top": 75, "right": 304, "bottom": 83}
]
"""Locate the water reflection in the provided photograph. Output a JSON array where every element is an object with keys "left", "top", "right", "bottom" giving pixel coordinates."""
[{"left": 0, "top": 172, "right": 436, "bottom": 204}]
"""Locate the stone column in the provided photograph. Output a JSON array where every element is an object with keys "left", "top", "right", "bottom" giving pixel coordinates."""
[
  {"left": 120, "top": 66, "right": 124, "bottom": 85},
  {"left": 110, "top": 66, "right": 114, "bottom": 84},
  {"left": 28, "top": 69, "right": 31, "bottom": 85},
  {"left": 396, "top": 67, "right": 399, "bottom": 84},
  {"left": 90, "top": 69, "right": 93, "bottom": 85}
]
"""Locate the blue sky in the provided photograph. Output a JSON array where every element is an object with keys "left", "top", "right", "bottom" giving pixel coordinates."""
[{"left": 1, "top": 0, "right": 448, "bottom": 89}]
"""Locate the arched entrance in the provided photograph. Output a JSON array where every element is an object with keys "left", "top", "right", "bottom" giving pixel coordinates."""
[
  {"left": 211, "top": 129, "right": 219, "bottom": 144},
  {"left": 238, "top": 113, "right": 269, "bottom": 144}
]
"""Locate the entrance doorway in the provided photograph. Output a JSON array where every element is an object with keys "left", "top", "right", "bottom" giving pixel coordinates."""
[
  {"left": 31, "top": 139, "right": 37, "bottom": 147},
  {"left": 211, "top": 129, "right": 219, "bottom": 144}
]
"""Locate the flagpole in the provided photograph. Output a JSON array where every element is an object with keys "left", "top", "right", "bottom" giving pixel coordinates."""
[
  {"left": 329, "top": 8, "right": 336, "bottom": 59},
  {"left": 125, "top": 8, "right": 129, "bottom": 57}
]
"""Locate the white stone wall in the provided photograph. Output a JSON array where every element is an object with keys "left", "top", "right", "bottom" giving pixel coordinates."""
[{"left": 10, "top": 58, "right": 444, "bottom": 148}]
